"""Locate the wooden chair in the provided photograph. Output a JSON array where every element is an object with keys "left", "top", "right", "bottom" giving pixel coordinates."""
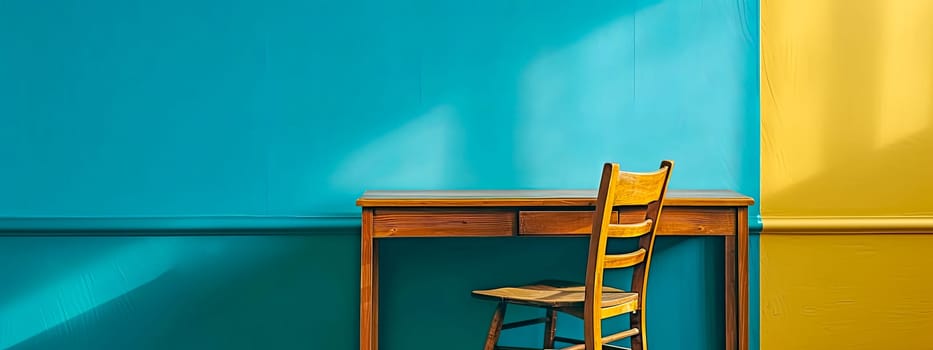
[{"left": 471, "top": 161, "right": 674, "bottom": 350}]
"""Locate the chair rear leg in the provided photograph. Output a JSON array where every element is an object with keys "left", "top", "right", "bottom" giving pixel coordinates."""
[
  {"left": 484, "top": 302, "right": 507, "bottom": 350},
  {"left": 630, "top": 311, "right": 645, "bottom": 350},
  {"left": 543, "top": 308, "right": 557, "bottom": 349}
]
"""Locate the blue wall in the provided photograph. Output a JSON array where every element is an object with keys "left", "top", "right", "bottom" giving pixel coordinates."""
[{"left": 0, "top": 0, "right": 760, "bottom": 349}]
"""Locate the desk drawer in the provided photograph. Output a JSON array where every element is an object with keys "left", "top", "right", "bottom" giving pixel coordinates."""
[
  {"left": 518, "top": 211, "right": 618, "bottom": 235},
  {"left": 373, "top": 210, "right": 515, "bottom": 237},
  {"left": 519, "top": 207, "right": 736, "bottom": 236}
]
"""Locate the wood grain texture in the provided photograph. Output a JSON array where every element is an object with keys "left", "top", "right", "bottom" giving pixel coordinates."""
[
  {"left": 623, "top": 207, "right": 737, "bottom": 236},
  {"left": 604, "top": 248, "right": 647, "bottom": 269},
  {"left": 613, "top": 166, "right": 670, "bottom": 206},
  {"left": 483, "top": 303, "right": 506, "bottom": 350},
  {"left": 606, "top": 219, "right": 653, "bottom": 238},
  {"left": 585, "top": 161, "right": 673, "bottom": 350},
  {"left": 372, "top": 238, "right": 379, "bottom": 349},
  {"left": 472, "top": 281, "right": 637, "bottom": 308},
  {"left": 543, "top": 309, "right": 557, "bottom": 349},
  {"left": 518, "top": 211, "right": 618, "bottom": 235},
  {"left": 737, "top": 207, "right": 748, "bottom": 350},
  {"left": 584, "top": 163, "right": 621, "bottom": 350},
  {"left": 358, "top": 184, "right": 753, "bottom": 350},
  {"left": 597, "top": 298, "right": 640, "bottom": 319},
  {"left": 519, "top": 207, "right": 736, "bottom": 236},
  {"left": 372, "top": 210, "right": 515, "bottom": 237},
  {"left": 356, "top": 189, "right": 754, "bottom": 207},
  {"left": 724, "top": 235, "right": 737, "bottom": 350},
  {"left": 360, "top": 209, "right": 375, "bottom": 350}
]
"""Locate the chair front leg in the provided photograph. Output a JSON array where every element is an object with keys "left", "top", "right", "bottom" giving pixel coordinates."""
[{"left": 484, "top": 302, "right": 508, "bottom": 350}]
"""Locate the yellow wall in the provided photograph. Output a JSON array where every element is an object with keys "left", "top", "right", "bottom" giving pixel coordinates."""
[
  {"left": 761, "top": 0, "right": 933, "bottom": 217},
  {"left": 762, "top": 235, "right": 933, "bottom": 348},
  {"left": 761, "top": 0, "right": 933, "bottom": 348}
]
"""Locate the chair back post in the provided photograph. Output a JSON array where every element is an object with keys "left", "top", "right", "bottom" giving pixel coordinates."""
[{"left": 583, "top": 163, "right": 620, "bottom": 349}]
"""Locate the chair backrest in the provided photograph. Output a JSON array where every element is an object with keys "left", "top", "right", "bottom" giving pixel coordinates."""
[{"left": 583, "top": 161, "right": 674, "bottom": 342}]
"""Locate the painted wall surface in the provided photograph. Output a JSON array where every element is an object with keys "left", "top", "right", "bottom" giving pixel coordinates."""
[
  {"left": 0, "top": 0, "right": 760, "bottom": 219},
  {"left": 761, "top": 0, "right": 933, "bottom": 349},
  {"left": 0, "top": 234, "right": 361, "bottom": 350},
  {"left": 1, "top": 0, "right": 760, "bottom": 349},
  {"left": 761, "top": 0, "right": 933, "bottom": 217},
  {"left": 761, "top": 235, "right": 933, "bottom": 349}
]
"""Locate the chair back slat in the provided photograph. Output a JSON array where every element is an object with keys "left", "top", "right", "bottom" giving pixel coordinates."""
[
  {"left": 603, "top": 249, "right": 647, "bottom": 269},
  {"left": 605, "top": 219, "right": 653, "bottom": 238},
  {"left": 612, "top": 168, "right": 670, "bottom": 206}
]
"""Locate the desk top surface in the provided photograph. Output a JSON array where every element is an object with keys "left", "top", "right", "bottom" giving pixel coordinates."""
[{"left": 356, "top": 189, "right": 754, "bottom": 207}]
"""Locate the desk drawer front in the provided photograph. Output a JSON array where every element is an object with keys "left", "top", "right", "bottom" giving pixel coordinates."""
[
  {"left": 373, "top": 210, "right": 515, "bottom": 237},
  {"left": 653, "top": 207, "right": 736, "bottom": 235},
  {"left": 519, "top": 207, "right": 736, "bottom": 236},
  {"left": 518, "top": 211, "right": 618, "bottom": 235}
]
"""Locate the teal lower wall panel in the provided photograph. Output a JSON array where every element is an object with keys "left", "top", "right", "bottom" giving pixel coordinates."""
[
  {"left": 2, "top": 234, "right": 726, "bottom": 350},
  {"left": 1, "top": 235, "right": 359, "bottom": 350}
]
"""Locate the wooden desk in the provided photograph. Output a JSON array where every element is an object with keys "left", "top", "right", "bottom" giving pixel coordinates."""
[{"left": 356, "top": 189, "right": 753, "bottom": 350}]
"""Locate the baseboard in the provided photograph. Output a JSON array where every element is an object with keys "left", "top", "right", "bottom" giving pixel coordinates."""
[{"left": 762, "top": 216, "right": 933, "bottom": 234}]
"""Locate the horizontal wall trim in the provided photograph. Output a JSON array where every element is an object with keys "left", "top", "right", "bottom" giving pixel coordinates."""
[
  {"left": 0, "top": 215, "right": 362, "bottom": 236},
  {"left": 1, "top": 211, "right": 764, "bottom": 236},
  {"left": 752, "top": 215, "right": 763, "bottom": 234},
  {"left": 763, "top": 216, "right": 933, "bottom": 234}
]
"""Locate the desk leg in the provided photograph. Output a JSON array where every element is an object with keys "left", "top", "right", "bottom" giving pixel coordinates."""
[
  {"left": 374, "top": 238, "right": 379, "bottom": 348},
  {"left": 361, "top": 209, "right": 377, "bottom": 350},
  {"left": 724, "top": 235, "right": 737, "bottom": 350},
  {"left": 738, "top": 207, "right": 749, "bottom": 350}
]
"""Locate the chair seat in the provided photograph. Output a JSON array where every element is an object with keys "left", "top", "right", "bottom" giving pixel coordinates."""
[{"left": 471, "top": 280, "right": 638, "bottom": 308}]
